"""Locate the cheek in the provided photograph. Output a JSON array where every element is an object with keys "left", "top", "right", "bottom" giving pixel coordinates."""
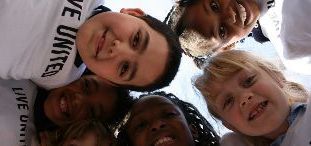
[{"left": 130, "top": 131, "right": 147, "bottom": 146}]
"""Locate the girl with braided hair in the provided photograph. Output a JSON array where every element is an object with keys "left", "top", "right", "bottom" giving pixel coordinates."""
[{"left": 117, "top": 91, "right": 220, "bottom": 146}]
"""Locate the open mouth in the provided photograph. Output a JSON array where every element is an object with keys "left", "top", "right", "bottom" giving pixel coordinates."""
[
  {"left": 236, "top": 0, "right": 247, "bottom": 26},
  {"left": 95, "top": 29, "right": 109, "bottom": 57},
  {"left": 248, "top": 100, "right": 268, "bottom": 121},
  {"left": 153, "top": 136, "right": 175, "bottom": 146},
  {"left": 60, "top": 95, "right": 71, "bottom": 118}
]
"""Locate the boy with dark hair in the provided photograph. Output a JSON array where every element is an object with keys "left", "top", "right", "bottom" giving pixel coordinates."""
[
  {"left": 165, "top": 0, "right": 311, "bottom": 77},
  {"left": 0, "top": 1, "right": 182, "bottom": 91}
]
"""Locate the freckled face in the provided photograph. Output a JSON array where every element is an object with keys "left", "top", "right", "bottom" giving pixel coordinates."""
[
  {"left": 76, "top": 12, "right": 169, "bottom": 87},
  {"left": 181, "top": 0, "right": 260, "bottom": 52},
  {"left": 205, "top": 68, "right": 289, "bottom": 137}
]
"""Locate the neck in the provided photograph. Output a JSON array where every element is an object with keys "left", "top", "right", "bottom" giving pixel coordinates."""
[{"left": 264, "top": 118, "right": 289, "bottom": 140}]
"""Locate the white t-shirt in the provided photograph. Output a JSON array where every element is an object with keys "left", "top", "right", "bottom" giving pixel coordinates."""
[
  {"left": 0, "top": 0, "right": 102, "bottom": 89},
  {"left": 0, "top": 79, "right": 38, "bottom": 146},
  {"left": 257, "top": 0, "right": 311, "bottom": 76},
  {"left": 281, "top": 98, "right": 311, "bottom": 146}
]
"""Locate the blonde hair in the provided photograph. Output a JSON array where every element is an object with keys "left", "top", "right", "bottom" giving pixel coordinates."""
[{"left": 194, "top": 50, "right": 308, "bottom": 145}]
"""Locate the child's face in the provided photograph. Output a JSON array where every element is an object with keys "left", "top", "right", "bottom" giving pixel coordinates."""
[
  {"left": 44, "top": 75, "right": 118, "bottom": 126},
  {"left": 181, "top": 0, "right": 260, "bottom": 52},
  {"left": 62, "top": 131, "right": 116, "bottom": 146},
  {"left": 76, "top": 11, "right": 169, "bottom": 87},
  {"left": 126, "top": 96, "right": 195, "bottom": 146},
  {"left": 205, "top": 68, "right": 290, "bottom": 137}
]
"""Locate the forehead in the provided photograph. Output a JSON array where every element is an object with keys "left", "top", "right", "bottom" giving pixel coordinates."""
[
  {"left": 204, "top": 69, "right": 245, "bottom": 96},
  {"left": 131, "top": 96, "right": 178, "bottom": 115}
]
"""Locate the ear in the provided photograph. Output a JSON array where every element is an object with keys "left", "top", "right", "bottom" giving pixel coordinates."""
[
  {"left": 189, "top": 124, "right": 199, "bottom": 140},
  {"left": 222, "top": 121, "right": 238, "bottom": 132},
  {"left": 120, "top": 8, "right": 145, "bottom": 17}
]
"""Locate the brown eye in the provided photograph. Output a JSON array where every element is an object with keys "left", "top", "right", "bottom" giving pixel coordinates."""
[
  {"left": 120, "top": 62, "right": 129, "bottom": 77},
  {"left": 133, "top": 121, "right": 148, "bottom": 132},
  {"left": 132, "top": 31, "right": 140, "bottom": 47},
  {"left": 210, "top": 0, "right": 220, "bottom": 12},
  {"left": 219, "top": 25, "right": 226, "bottom": 39}
]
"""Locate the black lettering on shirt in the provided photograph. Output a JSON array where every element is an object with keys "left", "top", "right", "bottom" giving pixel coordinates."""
[
  {"left": 42, "top": 25, "right": 78, "bottom": 77},
  {"left": 42, "top": 0, "right": 84, "bottom": 78},
  {"left": 267, "top": 0, "right": 275, "bottom": 9},
  {"left": 12, "top": 88, "right": 29, "bottom": 110}
]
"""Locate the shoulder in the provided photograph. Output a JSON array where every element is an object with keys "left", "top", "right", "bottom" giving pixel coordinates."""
[{"left": 220, "top": 132, "right": 253, "bottom": 146}]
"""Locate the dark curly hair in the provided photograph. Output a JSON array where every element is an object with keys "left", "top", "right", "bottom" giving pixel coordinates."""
[{"left": 117, "top": 91, "right": 220, "bottom": 146}]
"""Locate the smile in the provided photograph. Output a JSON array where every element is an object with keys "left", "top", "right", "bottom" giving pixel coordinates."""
[
  {"left": 60, "top": 95, "right": 70, "bottom": 118},
  {"left": 237, "top": 4, "right": 247, "bottom": 25},
  {"left": 95, "top": 29, "right": 108, "bottom": 57},
  {"left": 248, "top": 100, "right": 268, "bottom": 121},
  {"left": 153, "top": 136, "right": 175, "bottom": 146}
]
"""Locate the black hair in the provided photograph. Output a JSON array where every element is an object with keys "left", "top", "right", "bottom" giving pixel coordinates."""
[
  {"left": 90, "top": 6, "right": 182, "bottom": 92},
  {"left": 106, "top": 88, "right": 135, "bottom": 129},
  {"left": 116, "top": 15, "right": 182, "bottom": 92},
  {"left": 33, "top": 86, "right": 134, "bottom": 133},
  {"left": 117, "top": 91, "right": 220, "bottom": 146},
  {"left": 164, "top": 0, "right": 200, "bottom": 36}
]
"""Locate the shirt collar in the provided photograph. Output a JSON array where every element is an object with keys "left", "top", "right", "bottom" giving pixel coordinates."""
[{"left": 270, "top": 103, "right": 307, "bottom": 146}]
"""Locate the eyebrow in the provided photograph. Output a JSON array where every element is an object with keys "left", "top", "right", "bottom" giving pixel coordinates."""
[{"left": 123, "top": 31, "right": 148, "bottom": 81}]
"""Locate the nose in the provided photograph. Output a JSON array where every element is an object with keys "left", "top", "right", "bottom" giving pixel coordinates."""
[
  {"left": 103, "top": 39, "right": 121, "bottom": 59},
  {"left": 72, "top": 93, "right": 85, "bottom": 109},
  {"left": 240, "top": 95, "right": 253, "bottom": 107},
  {"left": 151, "top": 120, "right": 167, "bottom": 132}
]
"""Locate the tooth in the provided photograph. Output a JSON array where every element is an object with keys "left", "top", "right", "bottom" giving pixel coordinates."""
[{"left": 155, "top": 137, "right": 173, "bottom": 146}]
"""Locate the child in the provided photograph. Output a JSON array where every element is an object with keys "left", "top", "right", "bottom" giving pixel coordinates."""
[
  {"left": 165, "top": 0, "right": 311, "bottom": 77},
  {"left": 39, "top": 119, "right": 117, "bottom": 146},
  {"left": 117, "top": 91, "right": 220, "bottom": 146},
  {"left": 194, "top": 50, "right": 310, "bottom": 146},
  {"left": 0, "top": 1, "right": 182, "bottom": 91},
  {"left": 34, "top": 75, "right": 134, "bottom": 132},
  {"left": 0, "top": 75, "right": 133, "bottom": 145}
]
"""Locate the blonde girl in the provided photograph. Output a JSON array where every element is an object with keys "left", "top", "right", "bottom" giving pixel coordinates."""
[
  {"left": 40, "top": 119, "right": 117, "bottom": 146},
  {"left": 194, "top": 50, "right": 309, "bottom": 146}
]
